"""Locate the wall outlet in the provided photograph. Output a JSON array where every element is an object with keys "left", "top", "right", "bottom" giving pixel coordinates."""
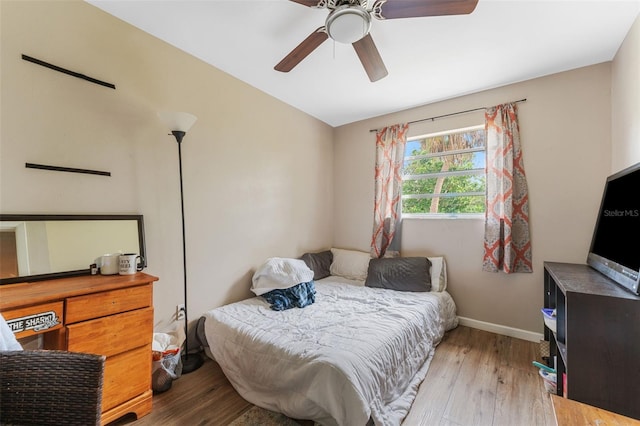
[{"left": 176, "top": 303, "right": 185, "bottom": 321}]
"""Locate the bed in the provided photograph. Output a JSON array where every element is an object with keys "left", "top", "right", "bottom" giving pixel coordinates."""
[{"left": 201, "top": 249, "right": 458, "bottom": 426}]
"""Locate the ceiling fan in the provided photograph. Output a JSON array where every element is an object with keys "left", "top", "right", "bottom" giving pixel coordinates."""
[{"left": 274, "top": 0, "right": 479, "bottom": 82}]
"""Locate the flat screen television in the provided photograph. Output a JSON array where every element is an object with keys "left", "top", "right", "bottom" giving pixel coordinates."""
[{"left": 587, "top": 162, "right": 640, "bottom": 295}]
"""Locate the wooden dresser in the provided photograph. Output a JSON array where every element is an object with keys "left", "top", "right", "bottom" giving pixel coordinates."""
[{"left": 0, "top": 272, "right": 158, "bottom": 425}]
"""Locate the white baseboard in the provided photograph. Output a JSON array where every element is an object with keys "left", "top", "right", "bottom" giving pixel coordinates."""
[{"left": 457, "top": 316, "right": 544, "bottom": 343}]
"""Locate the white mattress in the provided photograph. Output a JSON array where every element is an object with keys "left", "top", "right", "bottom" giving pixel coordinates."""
[{"left": 203, "top": 276, "right": 458, "bottom": 426}]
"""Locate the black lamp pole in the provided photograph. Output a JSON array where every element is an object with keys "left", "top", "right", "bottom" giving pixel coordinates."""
[{"left": 171, "top": 129, "right": 203, "bottom": 374}]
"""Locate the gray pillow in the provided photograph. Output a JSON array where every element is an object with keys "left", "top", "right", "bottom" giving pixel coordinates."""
[
  {"left": 300, "top": 250, "right": 333, "bottom": 281},
  {"left": 365, "top": 257, "right": 432, "bottom": 292}
]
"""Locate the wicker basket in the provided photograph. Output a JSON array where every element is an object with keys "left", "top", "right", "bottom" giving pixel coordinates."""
[{"left": 539, "top": 339, "right": 550, "bottom": 359}]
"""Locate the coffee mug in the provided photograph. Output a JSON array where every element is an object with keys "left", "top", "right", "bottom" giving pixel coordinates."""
[
  {"left": 100, "top": 253, "right": 120, "bottom": 275},
  {"left": 119, "top": 253, "right": 144, "bottom": 275}
]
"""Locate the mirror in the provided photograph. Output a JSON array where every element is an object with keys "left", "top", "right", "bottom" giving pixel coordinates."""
[{"left": 0, "top": 214, "right": 146, "bottom": 285}]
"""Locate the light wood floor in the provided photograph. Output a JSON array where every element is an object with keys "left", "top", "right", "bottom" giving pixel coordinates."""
[{"left": 107, "top": 326, "right": 556, "bottom": 426}]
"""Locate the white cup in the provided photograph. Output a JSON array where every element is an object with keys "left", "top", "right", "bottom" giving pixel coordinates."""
[
  {"left": 100, "top": 253, "right": 120, "bottom": 275},
  {"left": 119, "top": 253, "right": 143, "bottom": 275}
]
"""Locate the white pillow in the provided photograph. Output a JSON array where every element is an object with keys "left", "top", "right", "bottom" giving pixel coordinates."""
[
  {"left": 251, "top": 258, "right": 314, "bottom": 296},
  {"left": 330, "top": 248, "right": 372, "bottom": 281},
  {"left": 427, "top": 256, "right": 448, "bottom": 292}
]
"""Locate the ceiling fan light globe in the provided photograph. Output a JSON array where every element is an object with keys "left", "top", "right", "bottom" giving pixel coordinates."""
[{"left": 326, "top": 6, "right": 371, "bottom": 44}]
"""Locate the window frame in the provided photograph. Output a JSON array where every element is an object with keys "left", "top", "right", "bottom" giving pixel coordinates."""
[{"left": 401, "top": 124, "right": 486, "bottom": 219}]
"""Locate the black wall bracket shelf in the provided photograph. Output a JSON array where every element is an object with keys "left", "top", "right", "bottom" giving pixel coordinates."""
[
  {"left": 22, "top": 54, "right": 116, "bottom": 89},
  {"left": 26, "top": 163, "right": 111, "bottom": 177}
]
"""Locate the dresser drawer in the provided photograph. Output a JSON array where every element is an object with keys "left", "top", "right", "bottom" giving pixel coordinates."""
[
  {"left": 66, "top": 307, "right": 153, "bottom": 357},
  {"left": 1, "top": 301, "right": 64, "bottom": 339},
  {"left": 102, "top": 344, "right": 152, "bottom": 412},
  {"left": 65, "top": 284, "right": 152, "bottom": 324}
]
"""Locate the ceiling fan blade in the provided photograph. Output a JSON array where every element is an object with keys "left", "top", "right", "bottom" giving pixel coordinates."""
[
  {"left": 288, "top": 0, "right": 323, "bottom": 7},
  {"left": 377, "top": 0, "right": 478, "bottom": 20},
  {"left": 353, "top": 34, "right": 388, "bottom": 82},
  {"left": 275, "top": 28, "right": 328, "bottom": 73}
]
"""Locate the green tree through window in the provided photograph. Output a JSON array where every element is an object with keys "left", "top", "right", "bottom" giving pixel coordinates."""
[{"left": 402, "top": 126, "right": 486, "bottom": 215}]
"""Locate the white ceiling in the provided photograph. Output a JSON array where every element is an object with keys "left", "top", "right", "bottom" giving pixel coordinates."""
[{"left": 86, "top": 0, "right": 640, "bottom": 127}]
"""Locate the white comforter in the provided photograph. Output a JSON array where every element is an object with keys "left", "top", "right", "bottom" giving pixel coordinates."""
[{"left": 203, "top": 276, "right": 458, "bottom": 426}]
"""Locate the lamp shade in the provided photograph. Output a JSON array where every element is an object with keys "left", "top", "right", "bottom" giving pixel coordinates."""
[{"left": 158, "top": 111, "right": 197, "bottom": 133}]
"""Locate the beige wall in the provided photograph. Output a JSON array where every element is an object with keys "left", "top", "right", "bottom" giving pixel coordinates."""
[
  {"left": 611, "top": 14, "right": 640, "bottom": 171},
  {"left": 333, "top": 63, "right": 613, "bottom": 335},
  {"left": 0, "top": 0, "right": 334, "bottom": 330}
]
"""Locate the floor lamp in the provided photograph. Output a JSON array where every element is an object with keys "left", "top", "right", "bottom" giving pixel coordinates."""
[{"left": 158, "top": 111, "right": 204, "bottom": 374}]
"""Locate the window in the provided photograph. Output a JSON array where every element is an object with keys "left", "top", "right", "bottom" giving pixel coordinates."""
[{"left": 402, "top": 125, "right": 486, "bottom": 216}]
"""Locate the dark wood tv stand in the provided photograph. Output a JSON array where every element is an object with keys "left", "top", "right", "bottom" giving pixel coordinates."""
[{"left": 544, "top": 262, "right": 640, "bottom": 420}]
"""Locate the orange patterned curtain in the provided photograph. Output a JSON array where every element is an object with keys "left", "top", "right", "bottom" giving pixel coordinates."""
[
  {"left": 371, "top": 123, "right": 409, "bottom": 258},
  {"left": 483, "top": 103, "right": 532, "bottom": 273}
]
